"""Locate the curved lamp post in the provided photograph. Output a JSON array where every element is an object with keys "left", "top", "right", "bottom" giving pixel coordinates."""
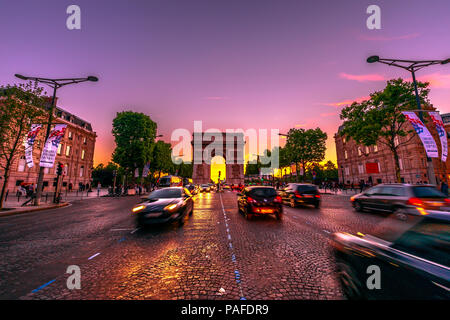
[{"left": 14, "top": 74, "right": 98, "bottom": 205}]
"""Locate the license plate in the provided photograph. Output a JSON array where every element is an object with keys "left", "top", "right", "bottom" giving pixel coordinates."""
[
  {"left": 303, "top": 195, "right": 314, "bottom": 198},
  {"left": 260, "top": 208, "right": 273, "bottom": 213},
  {"left": 145, "top": 212, "right": 162, "bottom": 217}
]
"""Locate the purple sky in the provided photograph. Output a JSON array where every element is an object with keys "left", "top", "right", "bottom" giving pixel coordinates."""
[{"left": 1, "top": 0, "right": 450, "bottom": 165}]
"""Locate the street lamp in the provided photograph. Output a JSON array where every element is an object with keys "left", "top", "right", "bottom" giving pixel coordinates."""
[
  {"left": 14, "top": 74, "right": 98, "bottom": 205},
  {"left": 367, "top": 56, "right": 450, "bottom": 185}
]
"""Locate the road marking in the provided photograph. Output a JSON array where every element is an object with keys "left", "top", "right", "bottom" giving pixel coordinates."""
[
  {"left": 322, "top": 229, "right": 331, "bottom": 234},
  {"left": 32, "top": 279, "right": 56, "bottom": 293},
  {"left": 110, "top": 228, "right": 134, "bottom": 232},
  {"left": 219, "top": 193, "right": 246, "bottom": 300},
  {"left": 88, "top": 252, "right": 101, "bottom": 260},
  {"left": 130, "top": 227, "right": 140, "bottom": 234}
]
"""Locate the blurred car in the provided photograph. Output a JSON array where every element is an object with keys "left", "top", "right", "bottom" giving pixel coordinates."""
[
  {"left": 350, "top": 184, "right": 450, "bottom": 219},
  {"left": 279, "top": 183, "right": 321, "bottom": 209},
  {"left": 132, "top": 187, "right": 193, "bottom": 226},
  {"left": 332, "top": 210, "right": 450, "bottom": 299},
  {"left": 223, "top": 184, "right": 231, "bottom": 190},
  {"left": 237, "top": 186, "right": 283, "bottom": 220},
  {"left": 200, "top": 184, "right": 211, "bottom": 192},
  {"left": 186, "top": 184, "right": 198, "bottom": 195}
]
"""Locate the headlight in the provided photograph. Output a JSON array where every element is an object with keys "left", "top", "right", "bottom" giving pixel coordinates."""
[
  {"left": 132, "top": 205, "right": 146, "bottom": 213},
  {"left": 164, "top": 201, "right": 182, "bottom": 212}
]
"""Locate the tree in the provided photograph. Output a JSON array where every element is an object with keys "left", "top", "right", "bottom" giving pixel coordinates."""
[
  {"left": 0, "top": 82, "right": 46, "bottom": 209},
  {"left": 340, "top": 78, "right": 429, "bottom": 183},
  {"left": 323, "top": 160, "right": 338, "bottom": 181},
  {"left": 92, "top": 162, "right": 124, "bottom": 187},
  {"left": 111, "top": 111, "right": 156, "bottom": 182},
  {"left": 284, "top": 128, "right": 327, "bottom": 181},
  {"left": 150, "top": 140, "right": 174, "bottom": 181}
]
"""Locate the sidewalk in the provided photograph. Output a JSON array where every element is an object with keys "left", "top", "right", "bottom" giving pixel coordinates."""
[
  {"left": 0, "top": 188, "right": 112, "bottom": 217},
  {"left": 318, "top": 188, "right": 360, "bottom": 197}
]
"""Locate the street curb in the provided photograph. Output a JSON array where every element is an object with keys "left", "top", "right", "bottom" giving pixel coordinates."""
[{"left": 0, "top": 202, "right": 69, "bottom": 218}]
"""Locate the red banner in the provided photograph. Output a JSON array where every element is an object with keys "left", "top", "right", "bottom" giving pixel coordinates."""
[{"left": 365, "top": 163, "right": 380, "bottom": 174}]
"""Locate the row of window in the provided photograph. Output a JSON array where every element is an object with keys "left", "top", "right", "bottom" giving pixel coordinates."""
[
  {"left": 17, "top": 158, "right": 87, "bottom": 177},
  {"left": 344, "top": 145, "right": 379, "bottom": 160},
  {"left": 56, "top": 143, "right": 86, "bottom": 159}
]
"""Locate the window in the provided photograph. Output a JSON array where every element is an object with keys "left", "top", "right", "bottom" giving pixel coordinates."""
[
  {"left": 399, "top": 158, "right": 403, "bottom": 171},
  {"left": 83, "top": 137, "right": 87, "bottom": 144},
  {"left": 358, "top": 164, "right": 364, "bottom": 174},
  {"left": 65, "top": 145, "right": 71, "bottom": 156},
  {"left": 374, "top": 145, "right": 378, "bottom": 152},
  {"left": 345, "top": 167, "right": 350, "bottom": 176},
  {"left": 18, "top": 157, "right": 26, "bottom": 172},
  {"left": 358, "top": 147, "right": 362, "bottom": 156},
  {"left": 81, "top": 149, "right": 85, "bottom": 160},
  {"left": 365, "top": 146, "right": 369, "bottom": 154},
  {"left": 392, "top": 219, "right": 450, "bottom": 266},
  {"left": 44, "top": 167, "right": 49, "bottom": 174},
  {"left": 57, "top": 143, "right": 62, "bottom": 155},
  {"left": 68, "top": 131, "right": 73, "bottom": 140},
  {"left": 394, "top": 136, "right": 399, "bottom": 147},
  {"left": 80, "top": 166, "right": 84, "bottom": 177},
  {"left": 344, "top": 150, "right": 348, "bottom": 160}
]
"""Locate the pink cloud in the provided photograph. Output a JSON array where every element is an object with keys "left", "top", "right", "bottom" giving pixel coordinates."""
[
  {"left": 339, "top": 72, "right": 387, "bottom": 82},
  {"left": 320, "top": 112, "right": 338, "bottom": 117},
  {"left": 204, "top": 96, "right": 227, "bottom": 100},
  {"left": 325, "top": 96, "right": 370, "bottom": 108},
  {"left": 417, "top": 73, "right": 450, "bottom": 89},
  {"left": 358, "top": 32, "right": 421, "bottom": 41}
]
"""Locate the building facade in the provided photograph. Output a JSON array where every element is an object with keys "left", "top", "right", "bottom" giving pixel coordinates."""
[
  {"left": 1, "top": 105, "right": 96, "bottom": 195},
  {"left": 335, "top": 111, "right": 450, "bottom": 186}
]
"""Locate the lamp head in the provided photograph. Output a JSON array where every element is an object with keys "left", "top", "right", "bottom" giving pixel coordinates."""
[{"left": 367, "top": 56, "right": 380, "bottom": 63}]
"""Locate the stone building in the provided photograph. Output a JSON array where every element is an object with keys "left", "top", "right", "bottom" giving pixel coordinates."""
[
  {"left": 1, "top": 105, "right": 96, "bottom": 195},
  {"left": 334, "top": 111, "right": 450, "bottom": 186}
]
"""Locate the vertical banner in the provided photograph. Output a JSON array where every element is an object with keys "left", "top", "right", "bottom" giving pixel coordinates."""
[
  {"left": 402, "top": 111, "right": 438, "bottom": 158},
  {"left": 39, "top": 124, "right": 67, "bottom": 168},
  {"left": 142, "top": 163, "right": 150, "bottom": 177},
  {"left": 24, "top": 124, "right": 42, "bottom": 168},
  {"left": 134, "top": 168, "right": 140, "bottom": 178},
  {"left": 429, "top": 112, "right": 448, "bottom": 162}
]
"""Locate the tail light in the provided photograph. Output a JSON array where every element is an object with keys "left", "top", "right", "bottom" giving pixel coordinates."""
[
  {"left": 295, "top": 192, "right": 302, "bottom": 198},
  {"left": 445, "top": 198, "right": 450, "bottom": 204},
  {"left": 274, "top": 196, "right": 282, "bottom": 203},
  {"left": 407, "top": 197, "right": 424, "bottom": 207},
  {"left": 247, "top": 196, "right": 257, "bottom": 204},
  {"left": 315, "top": 194, "right": 321, "bottom": 198}
]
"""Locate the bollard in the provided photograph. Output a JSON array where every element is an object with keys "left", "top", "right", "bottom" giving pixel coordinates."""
[{"left": 46, "top": 193, "right": 48, "bottom": 203}]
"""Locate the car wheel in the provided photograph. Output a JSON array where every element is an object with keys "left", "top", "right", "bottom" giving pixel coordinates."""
[
  {"left": 354, "top": 201, "right": 363, "bottom": 212},
  {"left": 336, "top": 262, "right": 364, "bottom": 300},
  {"left": 244, "top": 209, "right": 252, "bottom": 220},
  {"left": 290, "top": 197, "right": 296, "bottom": 208},
  {"left": 314, "top": 202, "right": 320, "bottom": 209},
  {"left": 276, "top": 212, "right": 283, "bottom": 220},
  {"left": 394, "top": 208, "right": 408, "bottom": 221}
]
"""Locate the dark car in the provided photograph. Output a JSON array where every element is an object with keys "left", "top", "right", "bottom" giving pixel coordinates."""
[
  {"left": 332, "top": 211, "right": 450, "bottom": 299},
  {"left": 351, "top": 183, "right": 450, "bottom": 219},
  {"left": 279, "top": 183, "right": 321, "bottom": 208},
  {"left": 132, "top": 187, "right": 193, "bottom": 226},
  {"left": 237, "top": 186, "right": 283, "bottom": 220},
  {"left": 200, "top": 184, "right": 211, "bottom": 193}
]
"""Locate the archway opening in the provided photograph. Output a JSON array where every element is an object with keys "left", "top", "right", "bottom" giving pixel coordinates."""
[{"left": 210, "top": 156, "right": 226, "bottom": 183}]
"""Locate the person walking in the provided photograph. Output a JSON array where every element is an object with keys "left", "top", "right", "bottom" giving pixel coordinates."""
[{"left": 440, "top": 180, "right": 448, "bottom": 196}]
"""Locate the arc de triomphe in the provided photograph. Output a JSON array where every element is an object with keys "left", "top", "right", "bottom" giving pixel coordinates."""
[{"left": 191, "top": 132, "right": 245, "bottom": 185}]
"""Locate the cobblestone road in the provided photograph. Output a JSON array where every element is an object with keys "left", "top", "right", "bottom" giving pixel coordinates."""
[{"left": 0, "top": 191, "right": 392, "bottom": 300}]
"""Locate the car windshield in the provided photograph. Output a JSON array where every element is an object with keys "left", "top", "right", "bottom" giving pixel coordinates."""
[
  {"left": 296, "top": 185, "right": 318, "bottom": 193},
  {"left": 249, "top": 188, "right": 277, "bottom": 197},
  {"left": 147, "top": 188, "right": 181, "bottom": 199},
  {"left": 412, "top": 186, "right": 446, "bottom": 198}
]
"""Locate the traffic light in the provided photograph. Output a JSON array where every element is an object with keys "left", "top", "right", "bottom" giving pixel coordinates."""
[{"left": 56, "top": 163, "right": 64, "bottom": 176}]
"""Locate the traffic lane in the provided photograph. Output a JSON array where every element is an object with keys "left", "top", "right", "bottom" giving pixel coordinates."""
[
  {"left": 282, "top": 194, "right": 394, "bottom": 237},
  {"left": 23, "top": 191, "right": 244, "bottom": 300},
  {"left": 0, "top": 196, "right": 141, "bottom": 299},
  {"left": 219, "top": 191, "right": 342, "bottom": 299}
]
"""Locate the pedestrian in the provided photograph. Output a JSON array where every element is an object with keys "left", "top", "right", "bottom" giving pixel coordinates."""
[{"left": 441, "top": 181, "right": 448, "bottom": 196}]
